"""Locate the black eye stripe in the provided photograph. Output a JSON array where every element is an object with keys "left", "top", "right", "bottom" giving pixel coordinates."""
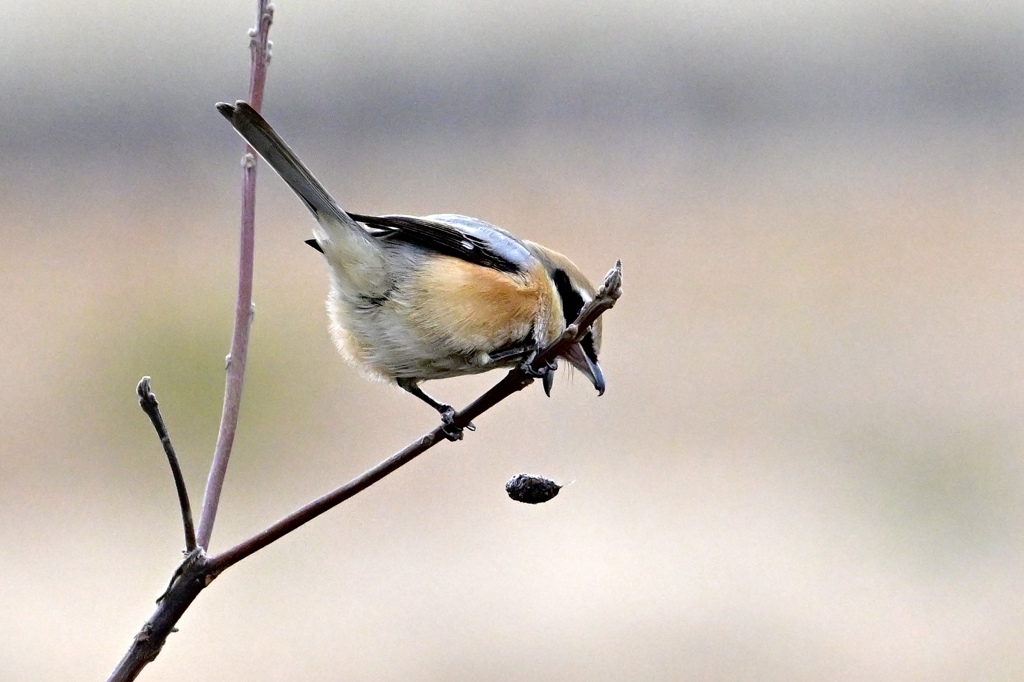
[
  {"left": 552, "top": 268, "right": 599, "bottom": 361},
  {"left": 552, "top": 269, "right": 585, "bottom": 327},
  {"left": 581, "top": 332, "right": 598, "bottom": 363}
]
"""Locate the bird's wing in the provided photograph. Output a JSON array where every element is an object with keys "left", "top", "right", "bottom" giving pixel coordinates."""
[{"left": 347, "top": 213, "right": 535, "bottom": 274}]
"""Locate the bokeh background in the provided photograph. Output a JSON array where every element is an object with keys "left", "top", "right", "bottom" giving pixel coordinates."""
[{"left": 3, "top": 1, "right": 1024, "bottom": 679}]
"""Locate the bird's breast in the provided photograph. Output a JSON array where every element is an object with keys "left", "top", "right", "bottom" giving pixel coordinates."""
[
  {"left": 406, "top": 256, "right": 561, "bottom": 353},
  {"left": 325, "top": 255, "right": 564, "bottom": 382}
]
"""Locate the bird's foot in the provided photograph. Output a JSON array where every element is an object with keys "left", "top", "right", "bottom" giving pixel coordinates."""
[
  {"left": 439, "top": 406, "right": 475, "bottom": 442},
  {"left": 520, "top": 357, "right": 558, "bottom": 396},
  {"left": 520, "top": 355, "right": 557, "bottom": 379}
]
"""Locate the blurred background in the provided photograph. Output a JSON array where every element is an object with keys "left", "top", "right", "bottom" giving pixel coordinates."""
[{"left": 3, "top": 0, "right": 1024, "bottom": 679}]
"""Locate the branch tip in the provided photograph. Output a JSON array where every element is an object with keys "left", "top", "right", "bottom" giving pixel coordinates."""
[
  {"left": 600, "top": 260, "right": 623, "bottom": 299},
  {"left": 137, "top": 376, "right": 155, "bottom": 405}
]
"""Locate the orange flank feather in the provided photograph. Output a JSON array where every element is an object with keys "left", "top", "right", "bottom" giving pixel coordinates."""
[{"left": 408, "top": 256, "right": 563, "bottom": 354}]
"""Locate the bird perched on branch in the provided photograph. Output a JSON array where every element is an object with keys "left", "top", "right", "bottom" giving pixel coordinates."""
[{"left": 217, "top": 101, "right": 604, "bottom": 439}]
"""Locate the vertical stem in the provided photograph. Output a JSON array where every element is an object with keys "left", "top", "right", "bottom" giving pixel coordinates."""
[
  {"left": 247, "top": 0, "right": 274, "bottom": 112},
  {"left": 195, "top": 0, "right": 274, "bottom": 550}
]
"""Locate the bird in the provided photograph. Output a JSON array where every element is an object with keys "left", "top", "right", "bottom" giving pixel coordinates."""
[{"left": 216, "top": 101, "right": 604, "bottom": 439}]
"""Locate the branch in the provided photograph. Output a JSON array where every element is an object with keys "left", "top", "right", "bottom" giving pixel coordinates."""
[
  {"left": 206, "top": 260, "right": 623, "bottom": 574},
  {"left": 109, "top": 260, "right": 622, "bottom": 681},
  {"left": 106, "top": 549, "right": 209, "bottom": 682},
  {"left": 195, "top": 0, "right": 274, "bottom": 551},
  {"left": 137, "top": 377, "right": 196, "bottom": 552},
  {"left": 107, "top": 4, "right": 274, "bottom": 680}
]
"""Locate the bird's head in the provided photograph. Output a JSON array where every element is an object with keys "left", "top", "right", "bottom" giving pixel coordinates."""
[{"left": 526, "top": 243, "right": 605, "bottom": 396}]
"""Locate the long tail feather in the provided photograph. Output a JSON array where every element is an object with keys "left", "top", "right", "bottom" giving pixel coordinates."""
[{"left": 216, "top": 101, "right": 387, "bottom": 296}]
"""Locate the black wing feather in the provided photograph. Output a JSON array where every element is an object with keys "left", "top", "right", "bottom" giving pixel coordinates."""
[{"left": 347, "top": 213, "right": 531, "bottom": 274}]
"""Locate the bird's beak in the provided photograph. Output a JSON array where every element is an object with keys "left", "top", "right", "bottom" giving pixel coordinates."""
[{"left": 563, "top": 342, "right": 605, "bottom": 396}]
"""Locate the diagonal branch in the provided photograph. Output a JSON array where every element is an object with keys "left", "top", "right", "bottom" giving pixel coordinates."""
[
  {"left": 109, "top": 261, "right": 622, "bottom": 681},
  {"left": 137, "top": 377, "right": 196, "bottom": 552},
  {"left": 206, "top": 260, "right": 623, "bottom": 574},
  {"left": 195, "top": 0, "right": 274, "bottom": 551}
]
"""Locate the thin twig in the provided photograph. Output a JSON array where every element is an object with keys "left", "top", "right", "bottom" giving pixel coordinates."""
[
  {"left": 195, "top": 0, "right": 274, "bottom": 551},
  {"left": 207, "top": 260, "right": 623, "bottom": 574},
  {"left": 108, "top": 4, "right": 274, "bottom": 677},
  {"left": 137, "top": 377, "right": 196, "bottom": 552}
]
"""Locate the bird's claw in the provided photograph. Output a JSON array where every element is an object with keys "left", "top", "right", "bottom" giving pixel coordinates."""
[
  {"left": 520, "top": 357, "right": 558, "bottom": 396},
  {"left": 439, "top": 406, "right": 474, "bottom": 442},
  {"left": 520, "top": 357, "right": 557, "bottom": 379}
]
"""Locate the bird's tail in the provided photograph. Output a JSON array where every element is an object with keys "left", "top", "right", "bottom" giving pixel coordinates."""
[{"left": 216, "top": 100, "right": 387, "bottom": 296}]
